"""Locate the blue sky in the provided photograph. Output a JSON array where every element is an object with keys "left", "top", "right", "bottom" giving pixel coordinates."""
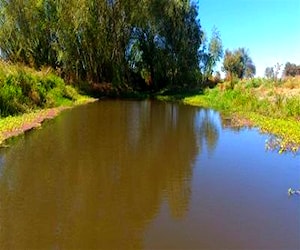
[{"left": 197, "top": 0, "right": 300, "bottom": 77}]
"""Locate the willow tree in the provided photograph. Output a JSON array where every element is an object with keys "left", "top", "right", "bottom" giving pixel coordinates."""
[
  {"left": 127, "top": 0, "right": 203, "bottom": 89},
  {"left": 0, "top": 0, "right": 205, "bottom": 91},
  {"left": 0, "top": 0, "right": 58, "bottom": 68}
]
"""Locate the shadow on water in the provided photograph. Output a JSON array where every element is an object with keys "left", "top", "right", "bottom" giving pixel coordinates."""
[
  {"left": 0, "top": 100, "right": 299, "bottom": 249},
  {"left": 0, "top": 100, "right": 219, "bottom": 249}
]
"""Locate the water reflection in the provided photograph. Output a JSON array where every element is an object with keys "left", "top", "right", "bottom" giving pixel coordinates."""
[
  {"left": 220, "top": 113, "right": 300, "bottom": 155},
  {"left": 0, "top": 100, "right": 220, "bottom": 249},
  {"left": 0, "top": 155, "right": 4, "bottom": 178},
  {"left": 195, "top": 109, "right": 220, "bottom": 155}
]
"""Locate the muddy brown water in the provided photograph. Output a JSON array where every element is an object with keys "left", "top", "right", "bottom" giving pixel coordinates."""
[{"left": 0, "top": 100, "right": 299, "bottom": 249}]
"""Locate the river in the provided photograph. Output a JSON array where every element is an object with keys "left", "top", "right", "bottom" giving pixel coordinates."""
[{"left": 0, "top": 100, "right": 299, "bottom": 249}]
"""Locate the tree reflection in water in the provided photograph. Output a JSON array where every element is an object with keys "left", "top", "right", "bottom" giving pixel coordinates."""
[
  {"left": 195, "top": 109, "right": 220, "bottom": 155},
  {"left": 0, "top": 100, "right": 221, "bottom": 249}
]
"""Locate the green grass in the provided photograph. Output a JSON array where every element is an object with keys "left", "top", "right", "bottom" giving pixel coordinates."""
[
  {"left": 182, "top": 81, "right": 300, "bottom": 153},
  {"left": 0, "top": 96, "right": 96, "bottom": 145},
  {"left": 0, "top": 61, "right": 89, "bottom": 117},
  {"left": 0, "top": 61, "right": 96, "bottom": 145},
  {"left": 155, "top": 88, "right": 204, "bottom": 102}
]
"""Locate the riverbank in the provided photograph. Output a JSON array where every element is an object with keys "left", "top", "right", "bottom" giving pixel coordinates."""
[
  {"left": 0, "top": 97, "right": 97, "bottom": 146},
  {"left": 158, "top": 78, "right": 300, "bottom": 153},
  {"left": 0, "top": 62, "right": 98, "bottom": 146}
]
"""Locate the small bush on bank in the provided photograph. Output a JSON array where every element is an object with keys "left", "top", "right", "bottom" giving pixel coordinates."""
[
  {"left": 63, "top": 85, "right": 80, "bottom": 100},
  {"left": 244, "top": 78, "right": 264, "bottom": 88},
  {"left": 0, "top": 61, "right": 82, "bottom": 117}
]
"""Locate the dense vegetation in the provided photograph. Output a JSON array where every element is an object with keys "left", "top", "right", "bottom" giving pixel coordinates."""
[
  {"left": 0, "top": 61, "right": 94, "bottom": 144},
  {"left": 182, "top": 77, "right": 300, "bottom": 152},
  {"left": 222, "top": 48, "right": 256, "bottom": 81},
  {"left": 265, "top": 62, "right": 300, "bottom": 80},
  {"left": 283, "top": 62, "right": 300, "bottom": 77},
  {"left": 0, "top": 61, "right": 87, "bottom": 117},
  {"left": 0, "top": 0, "right": 299, "bottom": 152},
  {"left": 0, "top": 0, "right": 207, "bottom": 92}
]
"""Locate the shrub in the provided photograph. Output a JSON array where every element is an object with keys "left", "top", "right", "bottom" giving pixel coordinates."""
[
  {"left": 0, "top": 62, "right": 82, "bottom": 117},
  {"left": 63, "top": 85, "right": 79, "bottom": 100},
  {"left": 245, "top": 78, "right": 263, "bottom": 88},
  {"left": 0, "top": 81, "right": 24, "bottom": 116},
  {"left": 285, "top": 97, "right": 300, "bottom": 117}
]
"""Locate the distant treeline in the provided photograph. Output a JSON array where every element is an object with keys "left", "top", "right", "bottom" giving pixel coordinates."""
[
  {"left": 283, "top": 62, "right": 300, "bottom": 77},
  {"left": 265, "top": 62, "right": 300, "bottom": 79},
  {"left": 0, "top": 0, "right": 208, "bottom": 91}
]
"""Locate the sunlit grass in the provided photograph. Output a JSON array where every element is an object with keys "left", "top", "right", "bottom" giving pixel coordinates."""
[
  {"left": 183, "top": 79, "right": 300, "bottom": 152},
  {"left": 0, "top": 61, "right": 97, "bottom": 145},
  {"left": 0, "top": 97, "right": 96, "bottom": 145},
  {"left": 0, "top": 60, "right": 92, "bottom": 117}
]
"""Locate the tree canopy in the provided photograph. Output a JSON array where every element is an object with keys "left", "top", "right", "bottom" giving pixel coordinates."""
[
  {"left": 200, "top": 27, "right": 223, "bottom": 81},
  {"left": 222, "top": 48, "right": 255, "bottom": 80},
  {"left": 283, "top": 62, "right": 300, "bottom": 77},
  {"left": 264, "top": 67, "right": 275, "bottom": 79},
  {"left": 0, "top": 0, "right": 205, "bottom": 91}
]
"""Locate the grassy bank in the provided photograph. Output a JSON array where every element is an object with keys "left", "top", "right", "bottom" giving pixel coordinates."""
[
  {"left": 167, "top": 78, "right": 300, "bottom": 153},
  {"left": 0, "top": 61, "right": 91, "bottom": 117},
  {"left": 0, "top": 61, "right": 96, "bottom": 145},
  {"left": 0, "top": 97, "right": 96, "bottom": 146}
]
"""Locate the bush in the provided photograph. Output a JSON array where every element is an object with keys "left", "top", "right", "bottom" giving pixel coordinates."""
[
  {"left": 285, "top": 97, "right": 300, "bottom": 117},
  {"left": 0, "top": 62, "right": 81, "bottom": 117},
  {"left": 0, "top": 81, "right": 23, "bottom": 116},
  {"left": 245, "top": 78, "right": 263, "bottom": 88},
  {"left": 63, "top": 85, "right": 79, "bottom": 100}
]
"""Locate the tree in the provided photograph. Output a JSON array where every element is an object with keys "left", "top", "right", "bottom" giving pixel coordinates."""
[
  {"left": 273, "top": 63, "right": 282, "bottom": 80},
  {"left": 222, "top": 48, "right": 255, "bottom": 80},
  {"left": 265, "top": 67, "right": 274, "bottom": 79},
  {"left": 0, "top": 0, "right": 59, "bottom": 68},
  {"left": 283, "top": 62, "right": 300, "bottom": 77},
  {"left": 0, "top": 0, "right": 205, "bottom": 91},
  {"left": 200, "top": 27, "right": 223, "bottom": 81},
  {"left": 241, "top": 48, "right": 256, "bottom": 78},
  {"left": 222, "top": 49, "right": 243, "bottom": 80},
  {"left": 127, "top": 0, "right": 203, "bottom": 89}
]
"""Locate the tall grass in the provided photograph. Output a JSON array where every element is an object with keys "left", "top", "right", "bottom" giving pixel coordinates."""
[
  {"left": 183, "top": 79, "right": 300, "bottom": 152},
  {"left": 184, "top": 81, "right": 300, "bottom": 120},
  {"left": 0, "top": 61, "right": 82, "bottom": 117}
]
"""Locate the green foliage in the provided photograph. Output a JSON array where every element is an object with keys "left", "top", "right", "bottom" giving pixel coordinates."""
[
  {"left": 250, "top": 114, "right": 300, "bottom": 153},
  {"left": 222, "top": 48, "right": 255, "bottom": 80},
  {"left": 265, "top": 67, "right": 275, "bottom": 79},
  {"left": 0, "top": 79, "right": 24, "bottom": 115},
  {"left": 200, "top": 27, "right": 223, "bottom": 81},
  {"left": 0, "top": 0, "right": 204, "bottom": 91},
  {"left": 0, "top": 94, "right": 95, "bottom": 144},
  {"left": 63, "top": 85, "right": 80, "bottom": 100},
  {"left": 183, "top": 80, "right": 300, "bottom": 151},
  {"left": 244, "top": 78, "right": 264, "bottom": 88},
  {"left": 283, "top": 62, "right": 300, "bottom": 77},
  {"left": 285, "top": 97, "right": 300, "bottom": 117},
  {"left": 264, "top": 63, "right": 283, "bottom": 81},
  {"left": 0, "top": 62, "right": 84, "bottom": 117}
]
